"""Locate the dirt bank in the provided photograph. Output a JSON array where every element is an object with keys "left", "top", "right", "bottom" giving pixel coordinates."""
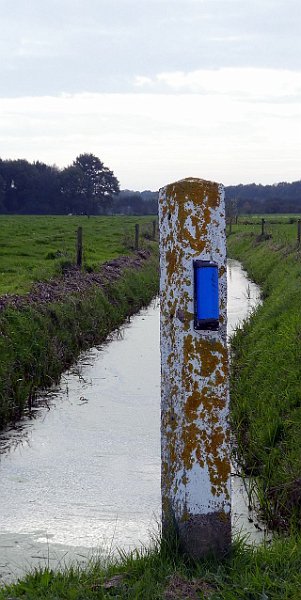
[{"left": 0, "top": 250, "right": 151, "bottom": 313}]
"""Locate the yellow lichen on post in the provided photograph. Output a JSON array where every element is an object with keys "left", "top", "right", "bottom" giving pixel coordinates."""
[{"left": 159, "top": 177, "right": 231, "bottom": 559}]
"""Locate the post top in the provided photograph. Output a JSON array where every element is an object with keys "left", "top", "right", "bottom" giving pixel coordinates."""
[
  {"left": 160, "top": 177, "right": 222, "bottom": 194},
  {"left": 159, "top": 177, "right": 224, "bottom": 212}
]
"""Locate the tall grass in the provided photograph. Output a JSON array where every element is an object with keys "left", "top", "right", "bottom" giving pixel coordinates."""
[
  {"left": 228, "top": 223, "right": 301, "bottom": 530},
  {"left": 0, "top": 249, "right": 159, "bottom": 430},
  {"left": 0, "top": 215, "right": 158, "bottom": 429},
  {"left": 2, "top": 534, "right": 301, "bottom": 598}
]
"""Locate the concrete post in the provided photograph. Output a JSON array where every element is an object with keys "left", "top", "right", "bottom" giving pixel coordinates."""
[{"left": 159, "top": 177, "right": 230, "bottom": 559}]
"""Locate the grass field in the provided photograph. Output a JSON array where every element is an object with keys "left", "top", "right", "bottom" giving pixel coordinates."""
[
  {"left": 238, "top": 214, "right": 301, "bottom": 224},
  {"left": 234, "top": 214, "right": 301, "bottom": 249},
  {"left": 0, "top": 215, "right": 156, "bottom": 295}
]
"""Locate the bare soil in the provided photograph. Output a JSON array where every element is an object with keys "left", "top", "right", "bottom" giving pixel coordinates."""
[{"left": 164, "top": 574, "right": 216, "bottom": 599}]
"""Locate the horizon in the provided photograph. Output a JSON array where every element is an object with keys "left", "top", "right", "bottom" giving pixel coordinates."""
[{"left": 1, "top": 153, "right": 300, "bottom": 193}]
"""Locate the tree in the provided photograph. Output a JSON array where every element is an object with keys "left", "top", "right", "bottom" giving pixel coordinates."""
[
  {"left": 31, "top": 162, "right": 61, "bottom": 214},
  {"left": 0, "top": 159, "right": 36, "bottom": 213},
  {"left": 225, "top": 196, "right": 238, "bottom": 223},
  {"left": 0, "top": 158, "right": 61, "bottom": 214},
  {"left": 0, "top": 173, "right": 6, "bottom": 212},
  {"left": 72, "top": 153, "right": 120, "bottom": 215},
  {"left": 59, "top": 165, "right": 85, "bottom": 214}
]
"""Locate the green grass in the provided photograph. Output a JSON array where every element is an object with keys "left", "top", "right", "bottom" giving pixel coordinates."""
[
  {"left": 238, "top": 214, "right": 301, "bottom": 224},
  {"left": 2, "top": 535, "right": 301, "bottom": 598},
  {"left": 228, "top": 221, "right": 301, "bottom": 530},
  {"left": 0, "top": 215, "right": 158, "bottom": 428},
  {"left": 0, "top": 215, "right": 155, "bottom": 294},
  {"left": 234, "top": 215, "right": 301, "bottom": 250},
  {"left": 0, "top": 248, "right": 159, "bottom": 429}
]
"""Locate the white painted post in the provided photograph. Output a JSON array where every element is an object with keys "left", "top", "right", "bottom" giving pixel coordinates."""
[{"left": 159, "top": 177, "right": 230, "bottom": 559}]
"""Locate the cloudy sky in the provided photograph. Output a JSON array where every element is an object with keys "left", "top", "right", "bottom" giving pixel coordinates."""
[{"left": 0, "top": 0, "right": 300, "bottom": 189}]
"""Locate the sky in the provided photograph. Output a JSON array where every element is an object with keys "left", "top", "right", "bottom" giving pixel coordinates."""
[{"left": 0, "top": 0, "right": 300, "bottom": 190}]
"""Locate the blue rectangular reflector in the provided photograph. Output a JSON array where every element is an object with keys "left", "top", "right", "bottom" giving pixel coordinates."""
[{"left": 194, "top": 260, "right": 219, "bottom": 330}]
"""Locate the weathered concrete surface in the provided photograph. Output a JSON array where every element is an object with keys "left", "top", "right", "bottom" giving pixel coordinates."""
[
  {"left": 178, "top": 512, "right": 231, "bottom": 559},
  {"left": 159, "top": 177, "right": 230, "bottom": 558}
]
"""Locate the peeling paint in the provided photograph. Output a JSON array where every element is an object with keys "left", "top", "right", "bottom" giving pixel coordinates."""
[{"left": 159, "top": 177, "right": 230, "bottom": 557}]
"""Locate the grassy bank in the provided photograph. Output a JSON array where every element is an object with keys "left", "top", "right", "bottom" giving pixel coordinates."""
[
  {"left": 227, "top": 222, "right": 301, "bottom": 530},
  {"left": 0, "top": 248, "right": 158, "bottom": 430},
  {"left": 2, "top": 535, "right": 301, "bottom": 598},
  {"left": 0, "top": 215, "right": 158, "bottom": 429}
]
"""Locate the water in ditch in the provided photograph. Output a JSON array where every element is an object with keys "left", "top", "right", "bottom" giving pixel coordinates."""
[{"left": 0, "top": 259, "right": 263, "bottom": 583}]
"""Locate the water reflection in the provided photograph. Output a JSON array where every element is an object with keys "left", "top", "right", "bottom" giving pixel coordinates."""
[
  {"left": 227, "top": 258, "right": 260, "bottom": 335},
  {"left": 0, "top": 263, "right": 263, "bottom": 583}
]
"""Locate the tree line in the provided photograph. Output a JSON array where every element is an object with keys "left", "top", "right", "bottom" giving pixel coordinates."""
[
  {"left": 0, "top": 154, "right": 300, "bottom": 215},
  {"left": 226, "top": 181, "right": 301, "bottom": 215},
  {"left": 0, "top": 154, "right": 157, "bottom": 216}
]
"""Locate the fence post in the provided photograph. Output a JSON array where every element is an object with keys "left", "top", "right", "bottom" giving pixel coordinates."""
[
  {"left": 77, "top": 226, "right": 83, "bottom": 268},
  {"left": 298, "top": 219, "right": 301, "bottom": 246},
  {"left": 261, "top": 218, "right": 265, "bottom": 236},
  {"left": 135, "top": 223, "right": 139, "bottom": 250},
  {"left": 159, "top": 177, "right": 230, "bottom": 559},
  {"left": 152, "top": 219, "right": 156, "bottom": 240}
]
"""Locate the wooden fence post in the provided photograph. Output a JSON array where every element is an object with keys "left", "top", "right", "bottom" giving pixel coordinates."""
[
  {"left": 153, "top": 219, "right": 156, "bottom": 240},
  {"left": 261, "top": 218, "right": 265, "bottom": 236},
  {"left": 159, "top": 177, "right": 230, "bottom": 559},
  {"left": 77, "top": 226, "right": 83, "bottom": 268},
  {"left": 298, "top": 219, "right": 301, "bottom": 246},
  {"left": 135, "top": 223, "right": 139, "bottom": 250}
]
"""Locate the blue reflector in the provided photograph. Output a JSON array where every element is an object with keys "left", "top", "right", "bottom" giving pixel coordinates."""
[{"left": 194, "top": 261, "right": 219, "bottom": 330}]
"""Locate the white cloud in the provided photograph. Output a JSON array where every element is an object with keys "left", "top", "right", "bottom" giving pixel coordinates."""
[
  {"left": 0, "top": 2, "right": 300, "bottom": 188},
  {"left": 134, "top": 76, "right": 154, "bottom": 88},
  {"left": 135, "top": 68, "right": 301, "bottom": 102},
  {"left": 0, "top": 89, "right": 300, "bottom": 189}
]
